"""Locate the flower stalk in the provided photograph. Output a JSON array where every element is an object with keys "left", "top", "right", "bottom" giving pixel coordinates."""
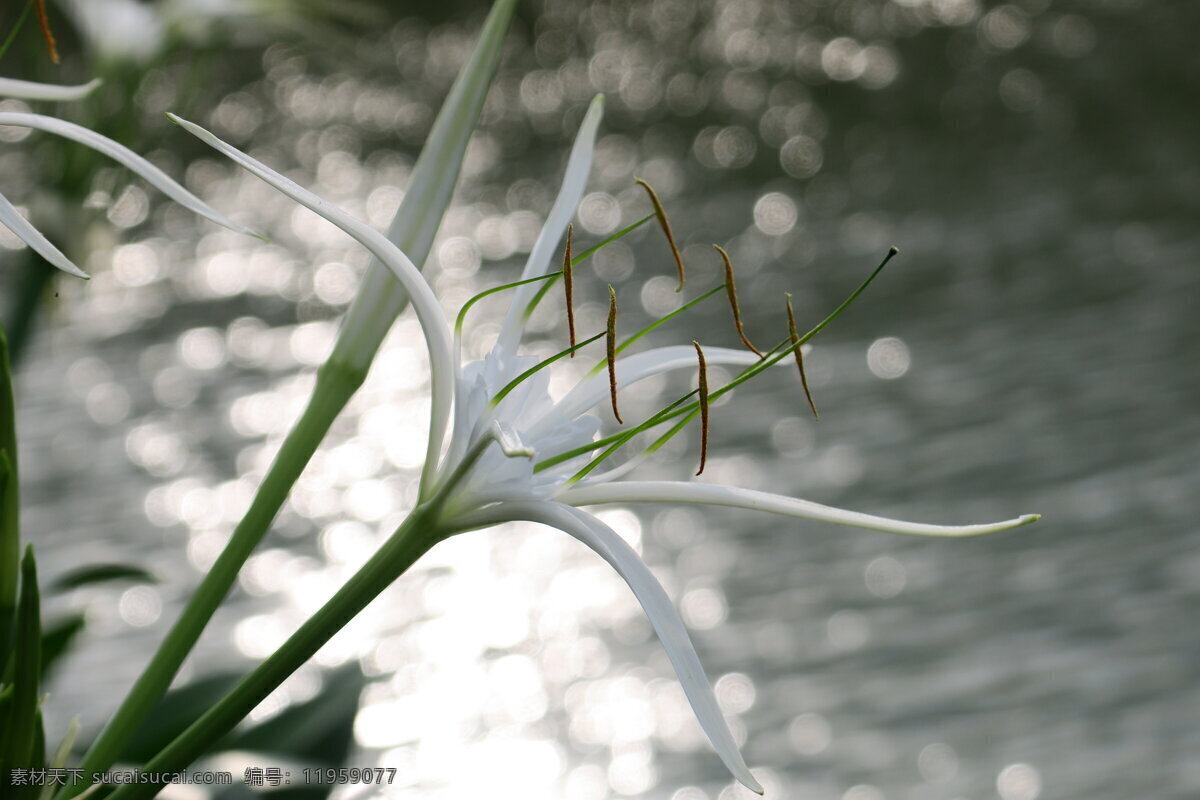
[
  {"left": 102, "top": 422, "right": 539, "bottom": 800},
  {"left": 103, "top": 504, "right": 446, "bottom": 800}
]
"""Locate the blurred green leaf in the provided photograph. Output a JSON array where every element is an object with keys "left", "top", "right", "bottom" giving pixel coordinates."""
[
  {"left": 40, "top": 614, "right": 86, "bottom": 681},
  {"left": 226, "top": 663, "right": 364, "bottom": 765},
  {"left": 115, "top": 671, "right": 243, "bottom": 765},
  {"left": 214, "top": 664, "right": 366, "bottom": 800},
  {"left": 0, "top": 320, "right": 19, "bottom": 662},
  {"left": 0, "top": 545, "right": 44, "bottom": 777},
  {"left": 51, "top": 565, "right": 158, "bottom": 593},
  {"left": 116, "top": 663, "right": 364, "bottom": 766}
]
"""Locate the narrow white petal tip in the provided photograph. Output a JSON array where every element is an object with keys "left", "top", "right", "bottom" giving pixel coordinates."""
[
  {"left": 50, "top": 257, "right": 89, "bottom": 280},
  {"left": 166, "top": 112, "right": 210, "bottom": 141},
  {"left": 1019, "top": 513, "right": 1041, "bottom": 525},
  {"left": 165, "top": 113, "right": 268, "bottom": 241}
]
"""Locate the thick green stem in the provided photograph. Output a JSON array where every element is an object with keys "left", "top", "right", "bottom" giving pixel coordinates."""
[
  {"left": 70, "top": 362, "right": 363, "bottom": 789},
  {"left": 104, "top": 506, "right": 444, "bottom": 800}
]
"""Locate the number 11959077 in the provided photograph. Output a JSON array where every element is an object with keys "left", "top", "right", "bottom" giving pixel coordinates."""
[{"left": 301, "top": 768, "right": 397, "bottom": 785}]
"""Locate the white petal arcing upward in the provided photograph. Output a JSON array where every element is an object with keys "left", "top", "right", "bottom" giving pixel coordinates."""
[
  {"left": 563, "top": 480, "right": 1040, "bottom": 537},
  {"left": 451, "top": 500, "right": 764, "bottom": 796},
  {"left": 493, "top": 95, "right": 604, "bottom": 367},
  {"left": 169, "top": 113, "right": 456, "bottom": 494}
]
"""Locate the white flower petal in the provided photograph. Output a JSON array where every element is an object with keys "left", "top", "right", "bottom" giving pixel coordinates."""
[
  {"left": 550, "top": 344, "right": 766, "bottom": 424},
  {"left": 563, "top": 481, "right": 1040, "bottom": 537},
  {"left": 492, "top": 95, "right": 604, "bottom": 368},
  {"left": 450, "top": 500, "right": 764, "bottom": 795},
  {"left": 0, "top": 77, "right": 102, "bottom": 101},
  {"left": 169, "top": 113, "right": 456, "bottom": 493},
  {"left": 0, "top": 112, "right": 260, "bottom": 238},
  {"left": 0, "top": 191, "right": 88, "bottom": 278}
]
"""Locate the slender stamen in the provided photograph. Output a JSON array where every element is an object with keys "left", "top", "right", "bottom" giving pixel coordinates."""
[
  {"left": 541, "top": 247, "right": 899, "bottom": 472},
  {"left": 586, "top": 283, "right": 725, "bottom": 378},
  {"left": 713, "top": 244, "right": 763, "bottom": 358},
  {"left": 456, "top": 271, "right": 562, "bottom": 335},
  {"left": 693, "top": 341, "right": 710, "bottom": 475},
  {"left": 563, "top": 224, "right": 576, "bottom": 355},
  {"left": 35, "top": 0, "right": 58, "bottom": 63},
  {"left": 635, "top": 177, "right": 686, "bottom": 292},
  {"left": 522, "top": 213, "right": 654, "bottom": 322},
  {"left": 787, "top": 293, "right": 819, "bottom": 420},
  {"left": 607, "top": 285, "right": 623, "bottom": 424}
]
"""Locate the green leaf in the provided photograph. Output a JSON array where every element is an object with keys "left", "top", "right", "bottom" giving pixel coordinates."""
[
  {"left": 113, "top": 664, "right": 365, "bottom": 800},
  {"left": 115, "top": 671, "right": 242, "bottom": 765},
  {"left": 0, "top": 321, "right": 19, "bottom": 663},
  {"left": 0, "top": 545, "right": 43, "bottom": 771},
  {"left": 51, "top": 564, "right": 158, "bottom": 593},
  {"left": 225, "top": 663, "right": 365, "bottom": 765},
  {"left": 40, "top": 614, "right": 86, "bottom": 681}
]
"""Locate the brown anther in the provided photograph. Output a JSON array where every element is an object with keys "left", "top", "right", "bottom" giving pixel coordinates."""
[
  {"left": 693, "top": 341, "right": 710, "bottom": 475},
  {"left": 635, "top": 177, "right": 686, "bottom": 292},
  {"left": 787, "top": 293, "right": 819, "bottom": 420},
  {"left": 562, "top": 224, "right": 576, "bottom": 355},
  {"left": 35, "top": 0, "right": 60, "bottom": 64},
  {"left": 713, "top": 244, "right": 763, "bottom": 357},
  {"left": 606, "top": 285, "right": 623, "bottom": 424}
]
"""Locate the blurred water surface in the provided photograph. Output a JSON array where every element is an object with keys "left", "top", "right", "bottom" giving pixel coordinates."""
[{"left": 4, "top": 1, "right": 1198, "bottom": 798}]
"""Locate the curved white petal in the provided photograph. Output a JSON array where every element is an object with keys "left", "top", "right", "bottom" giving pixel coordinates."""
[
  {"left": 0, "top": 77, "right": 102, "bottom": 101},
  {"left": 450, "top": 500, "right": 763, "bottom": 795},
  {"left": 169, "top": 113, "right": 455, "bottom": 493},
  {"left": 549, "top": 344, "right": 767, "bottom": 425},
  {"left": 0, "top": 112, "right": 260, "bottom": 238},
  {"left": 563, "top": 481, "right": 1040, "bottom": 537},
  {"left": 492, "top": 95, "right": 604, "bottom": 368},
  {"left": 0, "top": 191, "right": 88, "bottom": 278}
]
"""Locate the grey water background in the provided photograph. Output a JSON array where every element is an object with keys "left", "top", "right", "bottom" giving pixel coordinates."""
[{"left": 3, "top": 0, "right": 1197, "bottom": 798}]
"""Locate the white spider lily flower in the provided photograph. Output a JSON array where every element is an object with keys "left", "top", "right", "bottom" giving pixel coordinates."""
[
  {"left": 173, "top": 98, "right": 1038, "bottom": 796},
  {"left": 0, "top": 77, "right": 259, "bottom": 278}
]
